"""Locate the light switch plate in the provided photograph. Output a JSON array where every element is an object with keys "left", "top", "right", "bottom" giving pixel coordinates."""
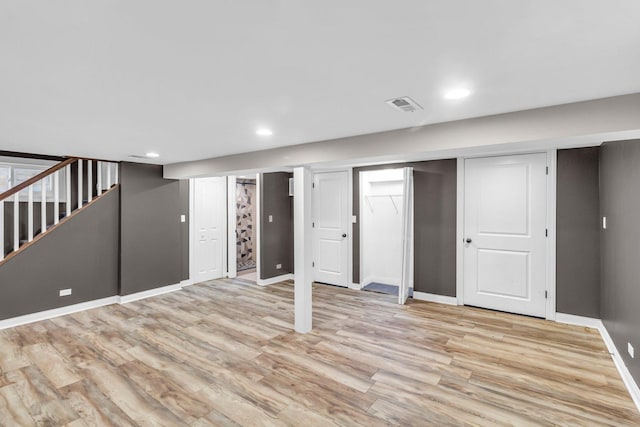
[
  {"left": 269, "top": 215, "right": 273, "bottom": 223},
  {"left": 629, "top": 342, "right": 635, "bottom": 358},
  {"left": 351, "top": 215, "right": 357, "bottom": 224},
  {"left": 276, "top": 263, "right": 282, "bottom": 270},
  {"left": 602, "top": 216, "right": 607, "bottom": 229},
  {"left": 180, "top": 214, "right": 186, "bottom": 223}
]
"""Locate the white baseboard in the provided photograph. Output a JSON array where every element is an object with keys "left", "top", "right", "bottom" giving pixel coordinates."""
[
  {"left": 180, "top": 279, "right": 194, "bottom": 287},
  {"left": 556, "top": 313, "right": 640, "bottom": 411},
  {"left": 0, "top": 296, "right": 119, "bottom": 330},
  {"left": 349, "top": 282, "right": 363, "bottom": 290},
  {"left": 257, "top": 273, "right": 294, "bottom": 286},
  {"left": 118, "top": 283, "right": 183, "bottom": 304},
  {"left": 412, "top": 291, "right": 458, "bottom": 306}
]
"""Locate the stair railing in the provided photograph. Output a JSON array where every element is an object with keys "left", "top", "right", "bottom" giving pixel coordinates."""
[{"left": 0, "top": 157, "right": 119, "bottom": 262}]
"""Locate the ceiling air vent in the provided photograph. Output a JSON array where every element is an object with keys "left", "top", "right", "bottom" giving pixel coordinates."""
[{"left": 385, "top": 96, "right": 423, "bottom": 113}]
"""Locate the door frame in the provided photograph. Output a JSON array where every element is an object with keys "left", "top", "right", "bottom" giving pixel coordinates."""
[
  {"left": 456, "top": 149, "right": 557, "bottom": 320},
  {"left": 311, "top": 168, "right": 353, "bottom": 288},
  {"left": 189, "top": 177, "right": 228, "bottom": 285}
]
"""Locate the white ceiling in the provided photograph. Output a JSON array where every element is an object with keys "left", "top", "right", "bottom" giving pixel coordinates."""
[{"left": 1, "top": 1, "right": 640, "bottom": 165}]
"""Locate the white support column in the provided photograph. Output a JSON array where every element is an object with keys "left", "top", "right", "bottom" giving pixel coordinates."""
[{"left": 293, "top": 166, "right": 313, "bottom": 333}]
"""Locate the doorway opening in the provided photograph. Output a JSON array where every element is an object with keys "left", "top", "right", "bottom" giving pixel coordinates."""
[
  {"left": 359, "top": 167, "right": 413, "bottom": 304},
  {"left": 236, "top": 177, "right": 257, "bottom": 282}
]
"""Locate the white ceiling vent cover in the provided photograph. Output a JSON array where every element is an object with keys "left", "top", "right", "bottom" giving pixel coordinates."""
[{"left": 385, "top": 96, "right": 423, "bottom": 113}]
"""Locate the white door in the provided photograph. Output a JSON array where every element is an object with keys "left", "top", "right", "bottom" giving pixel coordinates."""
[
  {"left": 193, "top": 177, "right": 226, "bottom": 283},
  {"left": 399, "top": 167, "right": 414, "bottom": 304},
  {"left": 313, "top": 171, "right": 350, "bottom": 287},
  {"left": 463, "top": 153, "right": 548, "bottom": 317}
]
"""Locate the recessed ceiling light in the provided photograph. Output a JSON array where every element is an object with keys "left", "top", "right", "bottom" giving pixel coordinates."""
[
  {"left": 444, "top": 88, "right": 471, "bottom": 100},
  {"left": 145, "top": 152, "right": 160, "bottom": 158},
  {"left": 256, "top": 128, "right": 273, "bottom": 136}
]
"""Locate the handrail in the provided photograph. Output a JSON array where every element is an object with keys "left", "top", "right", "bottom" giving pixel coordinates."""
[{"left": 0, "top": 157, "right": 77, "bottom": 201}]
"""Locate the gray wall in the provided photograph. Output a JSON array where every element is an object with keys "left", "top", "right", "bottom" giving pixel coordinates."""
[
  {"left": 0, "top": 189, "right": 120, "bottom": 320},
  {"left": 259, "top": 172, "right": 294, "bottom": 279},
  {"left": 353, "top": 159, "right": 457, "bottom": 296},
  {"left": 600, "top": 139, "right": 640, "bottom": 385},
  {"left": 556, "top": 147, "right": 601, "bottom": 317},
  {"left": 119, "top": 163, "right": 189, "bottom": 295}
]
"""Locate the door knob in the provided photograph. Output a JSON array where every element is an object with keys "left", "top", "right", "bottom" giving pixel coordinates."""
[
  {"left": 465, "top": 238, "right": 472, "bottom": 243},
  {"left": 342, "top": 233, "right": 347, "bottom": 238}
]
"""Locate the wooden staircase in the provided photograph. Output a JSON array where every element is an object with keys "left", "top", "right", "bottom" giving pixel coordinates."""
[{"left": 0, "top": 157, "right": 119, "bottom": 266}]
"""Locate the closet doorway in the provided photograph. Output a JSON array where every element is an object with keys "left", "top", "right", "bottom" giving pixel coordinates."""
[
  {"left": 236, "top": 176, "right": 257, "bottom": 282},
  {"left": 360, "top": 167, "right": 414, "bottom": 304}
]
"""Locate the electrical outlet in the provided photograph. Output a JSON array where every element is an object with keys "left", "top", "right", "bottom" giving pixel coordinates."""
[
  {"left": 629, "top": 342, "right": 635, "bottom": 358},
  {"left": 269, "top": 215, "right": 273, "bottom": 223},
  {"left": 180, "top": 214, "right": 186, "bottom": 223},
  {"left": 59, "top": 289, "right": 72, "bottom": 297},
  {"left": 276, "top": 263, "right": 282, "bottom": 270},
  {"left": 602, "top": 216, "right": 607, "bottom": 229}
]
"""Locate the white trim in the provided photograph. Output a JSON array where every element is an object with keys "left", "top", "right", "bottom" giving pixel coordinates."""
[
  {"left": 118, "top": 283, "right": 183, "bottom": 304},
  {"left": 188, "top": 178, "right": 195, "bottom": 283},
  {"left": 412, "top": 291, "right": 458, "bottom": 306},
  {"left": 347, "top": 167, "right": 353, "bottom": 290},
  {"left": 180, "top": 279, "right": 194, "bottom": 287},
  {"left": 456, "top": 157, "right": 464, "bottom": 305},
  {"left": 255, "top": 173, "right": 261, "bottom": 282},
  {"left": 0, "top": 296, "right": 119, "bottom": 330},
  {"left": 555, "top": 313, "right": 603, "bottom": 329},
  {"left": 545, "top": 149, "right": 557, "bottom": 321},
  {"left": 556, "top": 313, "right": 640, "bottom": 411},
  {"left": 349, "top": 282, "right": 362, "bottom": 290},
  {"left": 257, "top": 273, "right": 295, "bottom": 286},
  {"left": 227, "top": 176, "right": 237, "bottom": 279}
]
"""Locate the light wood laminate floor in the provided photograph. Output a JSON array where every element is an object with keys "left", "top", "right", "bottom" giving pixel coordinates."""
[{"left": 1, "top": 278, "right": 639, "bottom": 426}]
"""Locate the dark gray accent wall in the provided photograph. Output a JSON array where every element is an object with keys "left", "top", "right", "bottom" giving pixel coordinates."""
[
  {"left": 600, "top": 139, "right": 640, "bottom": 385},
  {"left": 353, "top": 159, "right": 457, "bottom": 296},
  {"left": 556, "top": 147, "right": 601, "bottom": 317},
  {"left": 0, "top": 189, "right": 120, "bottom": 320},
  {"left": 260, "top": 172, "right": 294, "bottom": 280},
  {"left": 119, "top": 163, "right": 189, "bottom": 295}
]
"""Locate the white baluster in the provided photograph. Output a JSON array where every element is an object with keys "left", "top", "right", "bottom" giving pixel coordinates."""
[
  {"left": 106, "top": 162, "right": 112, "bottom": 189},
  {"left": 27, "top": 185, "right": 33, "bottom": 242},
  {"left": 78, "top": 160, "right": 83, "bottom": 209},
  {"left": 13, "top": 193, "right": 19, "bottom": 251},
  {"left": 0, "top": 198, "right": 4, "bottom": 261},
  {"left": 114, "top": 162, "right": 118, "bottom": 184},
  {"left": 54, "top": 171, "right": 60, "bottom": 225},
  {"left": 66, "top": 165, "right": 71, "bottom": 217},
  {"left": 97, "top": 161, "right": 102, "bottom": 196},
  {"left": 41, "top": 177, "right": 46, "bottom": 234},
  {"left": 87, "top": 161, "right": 92, "bottom": 202}
]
